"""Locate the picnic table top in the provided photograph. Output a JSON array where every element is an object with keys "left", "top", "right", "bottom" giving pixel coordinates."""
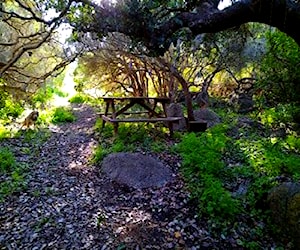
[{"left": 100, "top": 96, "right": 170, "bottom": 101}]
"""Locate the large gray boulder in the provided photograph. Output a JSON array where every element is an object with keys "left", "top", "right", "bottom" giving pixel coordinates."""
[
  {"left": 166, "top": 103, "right": 186, "bottom": 131},
  {"left": 101, "top": 153, "right": 174, "bottom": 189},
  {"left": 267, "top": 182, "right": 300, "bottom": 247},
  {"left": 193, "top": 108, "right": 221, "bottom": 128}
]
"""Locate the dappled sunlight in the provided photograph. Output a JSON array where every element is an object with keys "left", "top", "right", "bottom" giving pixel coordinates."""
[
  {"left": 52, "top": 62, "right": 77, "bottom": 107},
  {"left": 52, "top": 95, "right": 71, "bottom": 107},
  {"left": 67, "top": 141, "right": 98, "bottom": 171}
]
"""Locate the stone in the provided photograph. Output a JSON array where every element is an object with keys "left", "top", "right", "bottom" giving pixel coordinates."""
[
  {"left": 237, "top": 93, "right": 254, "bottom": 113},
  {"left": 193, "top": 108, "right": 221, "bottom": 128},
  {"left": 101, "top": 153, "right": 174, "bottom": 189},
  {"left": 166, "top": 103, "right": 187, "bottom": 131},
  {"left": 267, "top": 182, "right": 300, "bottom": 247}
]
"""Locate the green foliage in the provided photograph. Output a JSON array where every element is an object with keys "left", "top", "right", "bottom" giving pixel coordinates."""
[
  {"left": 177, "top": 125, "right": 239, "bottom": 219},
  {"left": 285, "top": 134, "right": 300, "bottom": 153},
  {"left": 31, "top": 86, "right": 54, "bottom": 106},
  {"left": 178, "top": 125, "right": 228, "bottom": 177},
  {"left": 35, "top": 111, "right": 51, "bottom": 126},
  {"left": 117, "top": 124, "right": 151, "bottom": 145},
  {"left": 0, "top": 147, "right": 28, "bottom": 201},
  {"left": 0, "top": 96, "right": 24, "bottom": 122},
  {"left": 246, "top": 175, "right": 276, "bottom": 210},
  {"left": 53, "top": 88, "right": 68, "bottom": 98},
  {"left": 0, "top": 147, "right": 16, "bottom": 172},
  {"left": 69, "top": 93, "right": 88, "bottom": 104},
  {"left": 256, "top": 103, "right": 300, "bottom": 128},
  {"left": 198, "top": 174, "right": 240, "bottom": 218},
  {"left": 22, "top": 129, "right": 51, "bottom": 144},
  {"left": 67, "top": 4, "right": 94, "bottom": 32},
  {"left": 69, "top": 93, "right": 102, "bottom": 106},
  {"left": 0, "top": 89, "right": 8, "bottom": 109},
  {"left": 0, "top": 126, "right": 10, "bottom": 140},
  {"left": 51, "top": 107, "right": 75, "bottom": 124},
  {"left": 92, "top": 122, "right": 171, "bottom": 163},
  {"left": 257, "top": 30, "right": 300, "bottom": 104},
  {"left": 177, "top": 117, "right": 299, "bottom": 226},
  {"left": 0, "top": 168, "right": 27, "bottom": 201},
  {"left": 32, "top": 83, "right": 67, "bottom": 108},
  {"left": 111, "top": 140, "right": 127, "bottom": 152},
  {"left": 151, "top": 141, "right": 167, "bottom": 153},
  {"left": 92, "top": 144, "right": 110, "bottom": 163},
  {"left": 238, "top": 137, "right": 300, "bottom": 178}
]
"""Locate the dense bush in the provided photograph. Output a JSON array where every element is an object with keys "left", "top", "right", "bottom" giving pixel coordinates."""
[
  {"left": 0, "top": 147, "right": 27, "bottom": 201},
  {"left": 0, "top": 147, "right": 16, "bottom": 172},
  {"left": 177, "top": 125, "right": 240, "bottom": 219},
  {"left": 51, "top": 107, "right": 75, "bottom": 124},
  {"left": 255, "top": 103, "right": 300, "bottom": 128},
  {"left": 257, "top": 30, "right": 300, "bottom": 104},
  {"left": 0, "top": 96, "right": 24, "bottom": 122}
]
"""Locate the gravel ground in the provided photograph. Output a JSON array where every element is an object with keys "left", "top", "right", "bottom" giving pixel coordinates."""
[{"left": 0, "top": 104, "right": 247, "bottom": 249}]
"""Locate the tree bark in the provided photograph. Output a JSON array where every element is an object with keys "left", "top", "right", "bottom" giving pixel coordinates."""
[{"left": 89, "top": 0, "right": 300, "bottom": 55}]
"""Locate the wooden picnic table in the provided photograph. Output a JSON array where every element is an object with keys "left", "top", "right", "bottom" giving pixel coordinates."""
[{"left": 100, "top": 96, "right": 183, "bottom": 136}]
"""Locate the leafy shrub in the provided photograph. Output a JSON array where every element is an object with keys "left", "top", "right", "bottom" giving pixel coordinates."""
[
  {"left": 92, "top": 145, "right": 110, "bottom": 163},
  {"left": 151, "top": 141, "right": 167, "bottom": 153},
  {"left": 246, "top": 175, "right": 278, "bottom": 214},
  {"left": 0, "top": 147, "right": 16, "bottom": 172},
  {"left": 51, "top": 107, "right": 75, "bottom": 124},
  {"left": 53, "top": 88, "right": 68, "bottom": 98},
  {"left": 285, "top": 135, "right": 300, "bottom": 153},
  {"left": 31, "top": 86, "right": 55, "bottom": 108},
  {"left": 199, "top": 174, "right": 240, "bottom": 218},
  {"left": 0, "top": 147, "right": 28, "bottom": 201},
  {"left": 120, "top": 124, "right": 147, "bottom": 142},
  {"left": 0, "top": 169, "right": 27, "bottom": 200},
  {"left": 69, "top": 94, "right": 89, "bottom": 104},
  {"left": 0, "top": 126, "right": 10, "bottom": 140},
  {"left": 111, "top": 140, "right": 126, "bottom": 152},
  {"left": 238, "top": 138, "right": 300, "bottom": 178},
  {"left": 178, "top": 125, "right": 228, "bottom": 177},
  {"left": 256, "top": 103, "right": 300, "bottom": 128},
  {"left": 177, "top": 125, "right": 239, "bottom": 219},
  {"left": 0, "top": 89, "right": 8, "bottom": 109},
  {"left": 257, "top": 30, "right": 300, "bottom": 104},
  {"left": 0, "top": 97, "right": 24, "bottom": 121}
]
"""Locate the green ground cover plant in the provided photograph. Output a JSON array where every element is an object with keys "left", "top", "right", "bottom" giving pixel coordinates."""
[
  {"left": 176, "top": 125, "right": 240, "bottom": 220},
  {"left": 175, "top": 106, "right": 299, "bottom": 246},
  {"left": 254, "top": 103, "right": 300, "bottom": 129},
  {"left": 0, "top": 126, "right": 10, "bottom": 140},
  {"left": 0, "top": 147, "right": 28, "bottom": 202},
  {"left": 69, "top": 93, "right": 91, "bottom": 104},
  {"left": 92, "top": 122, "right": 174, "bottom": 164},
  {"left": 69, "top": 93, "right": 103, "bottom": 106},
  {"left": 51, "top": 106, "right": 76, "bottom": 124}
]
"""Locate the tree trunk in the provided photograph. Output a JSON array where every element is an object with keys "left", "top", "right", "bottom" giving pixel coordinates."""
[{"left": 170, "top": 67, "right": 195, "bottom": 121}]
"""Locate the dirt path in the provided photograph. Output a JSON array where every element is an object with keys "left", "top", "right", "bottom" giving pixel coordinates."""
[{"left": 0, "top": 104, "right": 223, "bottom": 249}]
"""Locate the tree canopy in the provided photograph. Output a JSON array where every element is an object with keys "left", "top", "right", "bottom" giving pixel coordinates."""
[
  {"left": 1, "top": 0, "right": 300, "bottom": 103},
  {"left": 70, "top": 0, "right": 300, "bottom": 55}
]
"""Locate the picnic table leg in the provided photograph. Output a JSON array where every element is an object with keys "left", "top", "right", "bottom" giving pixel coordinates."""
[
  {"left": 161, "top": 102, "right": 168, "bottom": 117},
  {"left": 113, "top": 122, "right": 119, "bottom": 135},
  {"left": 168, "top": 121, "right": 174, "bottom": 137},
  {"left": 102, "top": 101, "right": 111, "bottom": 130}
]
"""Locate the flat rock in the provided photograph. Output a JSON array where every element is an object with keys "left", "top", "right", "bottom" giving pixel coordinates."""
[{"left": 101, "top": 152, "right": 174, "bottom": 189}]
